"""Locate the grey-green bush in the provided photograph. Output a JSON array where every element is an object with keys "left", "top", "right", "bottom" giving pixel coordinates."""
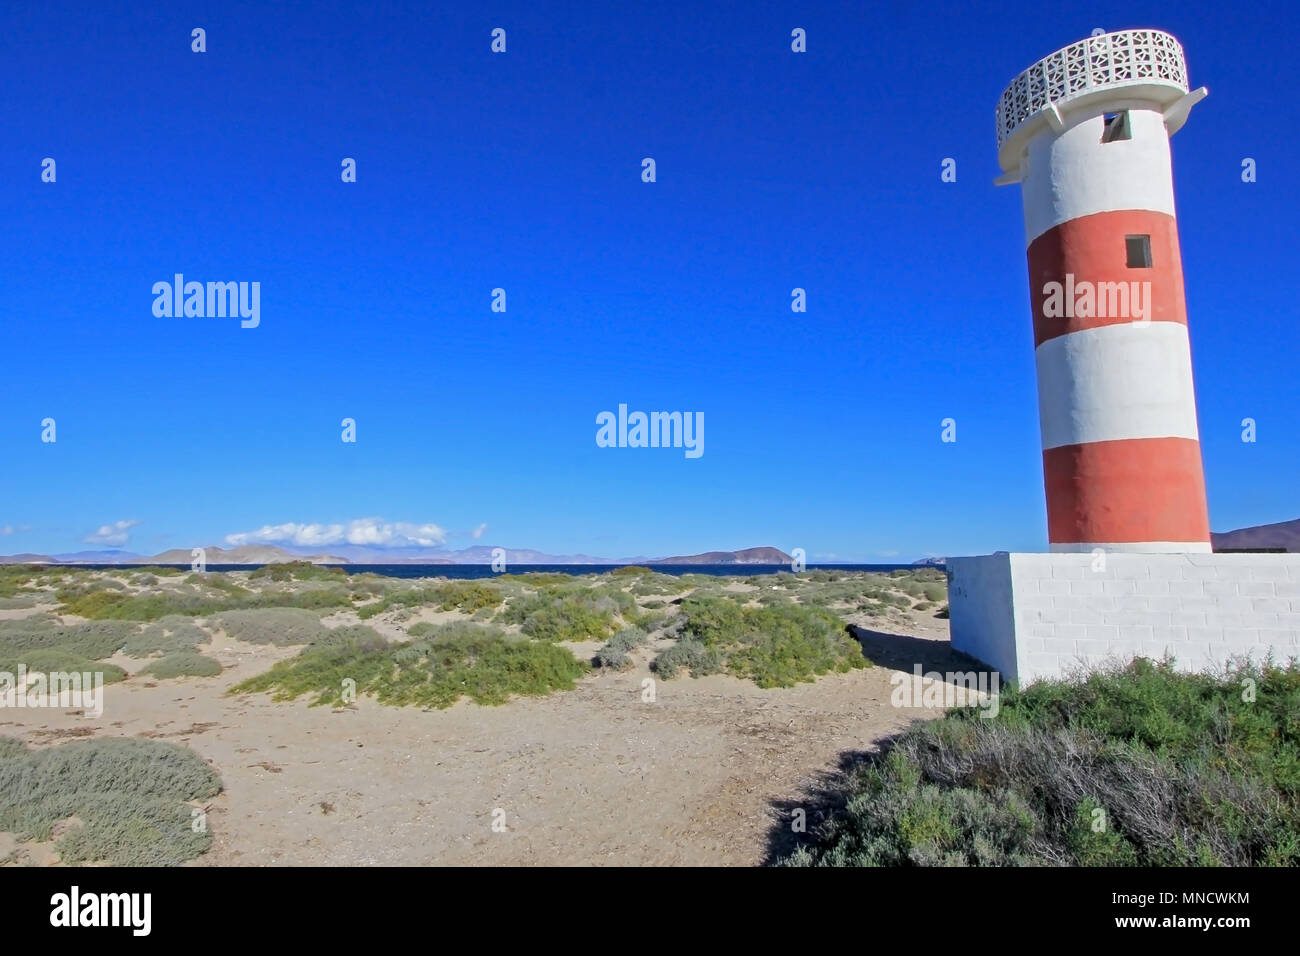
[
  {"left": 210, "top": 607, "right": 328, "bottom": 646},
  {"left": 596, "top": 626, "right": 649, "bottom": 669},
  {"left": 0, "top": 737, "right": 221, "bottom": 866},
  {"left": 121, "top": 616, "right": 211, "bottom": 657},
  {"left": 653, "top": 639, "right": 724, "bottom": 679},
  {"left": 140, "top": 652, "right": 222, "bottom": 679}
]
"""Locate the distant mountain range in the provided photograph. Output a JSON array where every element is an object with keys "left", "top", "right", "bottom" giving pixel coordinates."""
[
  {"left": 5, "top": 519, "right": 1292, "bottom": 566},
  {"left": 1210, "top": 517, "right": 1300, "bottom": 553},
  {"left": 647, "top": 547, "right": 792, "bottom": 565},
  {"left": 0, "top": 544, "right": 793, "bottom": 566},
  {"left": 907, "top": 517, "right": 1300, "bottom": 564}
]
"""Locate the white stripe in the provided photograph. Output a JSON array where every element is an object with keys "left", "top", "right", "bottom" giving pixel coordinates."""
[
  {"left": 1051, "top": 541, "right": 1212, "bottom": 553},
  {"left": 1036, "top": 321, "right": 1200, "bottom": 449},
  {"left": 1021, "top": 108, "right": 1176, "bottom": 244}
]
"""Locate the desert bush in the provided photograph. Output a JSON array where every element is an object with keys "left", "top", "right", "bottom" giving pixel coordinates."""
[
  {"left": 628, "top": 573, "right": 693, "bottom": 597},
  {"left": 499, "top": 572, "right": 573, "bottom": 587},
  {"left": 140, "top": 652, "right": 222, "bottom": 679},
  {"left": 210, "top": 607, "right": 328, "bottom": 646},
  {"left": 780, "top": 659, "right": 1300, "bottom": 867},
  {"left": 0, "top": 617, "right": 136, "bottom": 661},
  {"left": 595, "top": 627, "right": 649, "bottom": 669},
  {"left": 0, "top": 566, "right": 43, "bottom": 598},
  {"left": 121, "top": 616, "right": 211, "bottom": 657},
  {"left": 55, "top": 578, "right": 127, "bottom": 605},
  {"left": 625, "top": 607, "right": 670, "bottom": 630},
  {"left": 0, "top": 649, "right": 127, "bottom": 683},
  {"left": 664, "top": 596, "right": 868, "bottom": 688},
  {"left": 63, "top": 584, "right": 355, "bottom": 621},
  {"left": 356, "top": 580, "right": 504, "bottom": 619},
  {"left": 501, "top": 591, "right": 618, "bottom": 643},
  {"left": 234, "top": 622, "right": 587, "bottom": 708},
  {"left": 250, "top": 561, "right": 347, "bottom": 583},
  {"left": 198, "top": 574, "right": 254, "bottom": 597},
  {"left": 653, "top": 639, "right": 724, "bottom": 679},
  {"left": 0, "top": 736, "right": 221, "bottom": 866}
]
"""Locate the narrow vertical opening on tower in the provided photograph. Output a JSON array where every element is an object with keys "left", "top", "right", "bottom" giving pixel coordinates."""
[
  {"left": 1126, "top": 235, "right": 1152, "bottom": 268},
  {"left": 1102, "top": 110, "right": 1132, "bottom": 143}
]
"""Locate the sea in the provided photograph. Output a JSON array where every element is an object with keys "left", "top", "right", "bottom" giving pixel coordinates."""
[{"left": 76, "top": 563, "right": 932, "bottom": 579}]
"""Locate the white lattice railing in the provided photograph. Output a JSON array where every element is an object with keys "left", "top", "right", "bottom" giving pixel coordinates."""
[{"left": 996, "top": 30, "right": 1189, "bottom": 148}]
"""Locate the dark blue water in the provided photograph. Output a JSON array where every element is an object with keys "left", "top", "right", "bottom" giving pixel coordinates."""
[{"left": 75, "top": 563, "right": 930, "bottom": 579}]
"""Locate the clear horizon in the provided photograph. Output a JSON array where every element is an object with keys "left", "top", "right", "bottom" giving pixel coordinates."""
[{"left": 3, "top": 0, "right": 1296, "bottom": 561}]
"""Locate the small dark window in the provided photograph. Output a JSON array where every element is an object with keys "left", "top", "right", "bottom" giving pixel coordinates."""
[
  {"left": 1102, "top": 111, "right": 1131, "bottom": 143},
  {"left": 1126, "top": 235, "right": 1152, "bottom": 268}
]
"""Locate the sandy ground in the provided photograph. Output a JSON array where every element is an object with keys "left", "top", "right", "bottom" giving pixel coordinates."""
[{"left": 0, "top": 607, "right": 981, "bottom": 866}]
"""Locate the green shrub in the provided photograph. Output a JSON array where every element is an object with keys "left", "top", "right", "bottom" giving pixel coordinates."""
[
  {"left": 653, "top": 639, "right": 724, "bottom": 679},
  {"left": 62, "top": 586, "right": 350, "bottom": 621},
  {"left": 625, "top": 607, "right": 669, "bottom": 630},
  {"left": 121, "top": 616, "right": 211, "bottom": 657},
  {"left": 596, "top": 627, "right": 649, "bottom": 669},
  {"left": 356, "top": 580, "right": 504, "bottom": 619},
  {"left": 501, "top": 592, "right": 618, "bottom": 643},
  {"left": 780, "top": 659, "right": 1300, "bottom": 867},
  {"left": 0, "top": 737, "right": 221, "bottom": 866},
  {"left": 0, "top": 650, "right": 127, "bottom": 683},
  {"left": 610, "top": 566, "right": 654, "bottom": 577},
  {"left": 210, "top": 607, "right": 328, "bottom": 646},
  {"left": 250, "top": 561, "right": 346, "bottom": 583},
  {"left": 0, "top": 566, "right": 43, "bottom": 598},
  {"left": 667, "top": 597, "right": 869, "bottom": 688},
  {"left": 140, "top": 652, "right": 222, "bottom": 679},
  {"left": 233, "top": 622, "right": 587, "bottom": 708},
  {"left": 498, "top": 572, "right": 573, "bottom": 587},
  {"left": 0, "top": 617, "right": 135, "bottom": 660}
]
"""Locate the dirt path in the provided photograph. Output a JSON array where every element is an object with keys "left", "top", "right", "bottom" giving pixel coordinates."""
[{"left": 1, "top": 610, "right": 962, "bottom": 866}]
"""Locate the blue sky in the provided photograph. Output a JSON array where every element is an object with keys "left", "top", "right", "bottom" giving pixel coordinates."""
[{"left": 1, "top": 0, "right": 1296, "bottom": 561}]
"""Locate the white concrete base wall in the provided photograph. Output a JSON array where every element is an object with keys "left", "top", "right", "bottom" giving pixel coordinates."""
[{"left": 947, "top": 552, "right": 1300, "bottom": 684}]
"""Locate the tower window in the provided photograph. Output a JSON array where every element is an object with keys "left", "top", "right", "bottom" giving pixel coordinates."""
[
  {"left": 1126, "top": 235, "right": 1152, "bottom": 268},
  {"left": 1102, "top": 111, "right": 1131, "bottom": 143}
]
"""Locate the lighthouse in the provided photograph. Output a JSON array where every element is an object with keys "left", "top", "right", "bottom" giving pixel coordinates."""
[
  {"left": 948, "top": 29, "right": 1297, "bottom": 685},
  {"left": 996, "top": 29, "right": 1211, "bottom": 553}
]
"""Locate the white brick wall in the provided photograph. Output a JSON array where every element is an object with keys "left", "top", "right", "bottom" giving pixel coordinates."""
[{"left": 947, "top": 553, "right": 1300, "bottom": 683}]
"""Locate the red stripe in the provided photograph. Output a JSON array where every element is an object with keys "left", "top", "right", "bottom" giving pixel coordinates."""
[
  {"left": 1043, "top": 437, "right": 1210, "bottom": 545},
  {"left": 1027, "top": 210, "right": 1188, "bottom": 348}
]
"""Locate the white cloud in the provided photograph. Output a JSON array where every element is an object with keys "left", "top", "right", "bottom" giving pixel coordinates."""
[
  {"left": 224, "top": 518, "right": 448, "bottom": 549},
  {"left": 0, "top": 526, "right": 14, "bottom": 536},
  {"left": 85, "top": 519, "right": 139, "bottom": 546},
  {"left": 471, "top": 523, "right": 488, "bottom": 540}
]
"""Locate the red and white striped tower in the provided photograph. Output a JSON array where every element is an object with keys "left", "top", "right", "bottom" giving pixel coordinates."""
[{"left": 996, "top": 29, "right": 1211, "bottom": 553}]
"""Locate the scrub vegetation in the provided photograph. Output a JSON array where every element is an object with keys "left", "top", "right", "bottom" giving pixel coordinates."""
[
  {"left": 232, "top": 622, "right": 587, "bottom": 708},
  {"left": 779, "top": 658, "right": 1300, "bottom": 867},
  {"left": 0, "top": 736, "right": 221, "bottom": 866},
  {"left": 4, "top": 563, "right": 947, "bottom": 706}
]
